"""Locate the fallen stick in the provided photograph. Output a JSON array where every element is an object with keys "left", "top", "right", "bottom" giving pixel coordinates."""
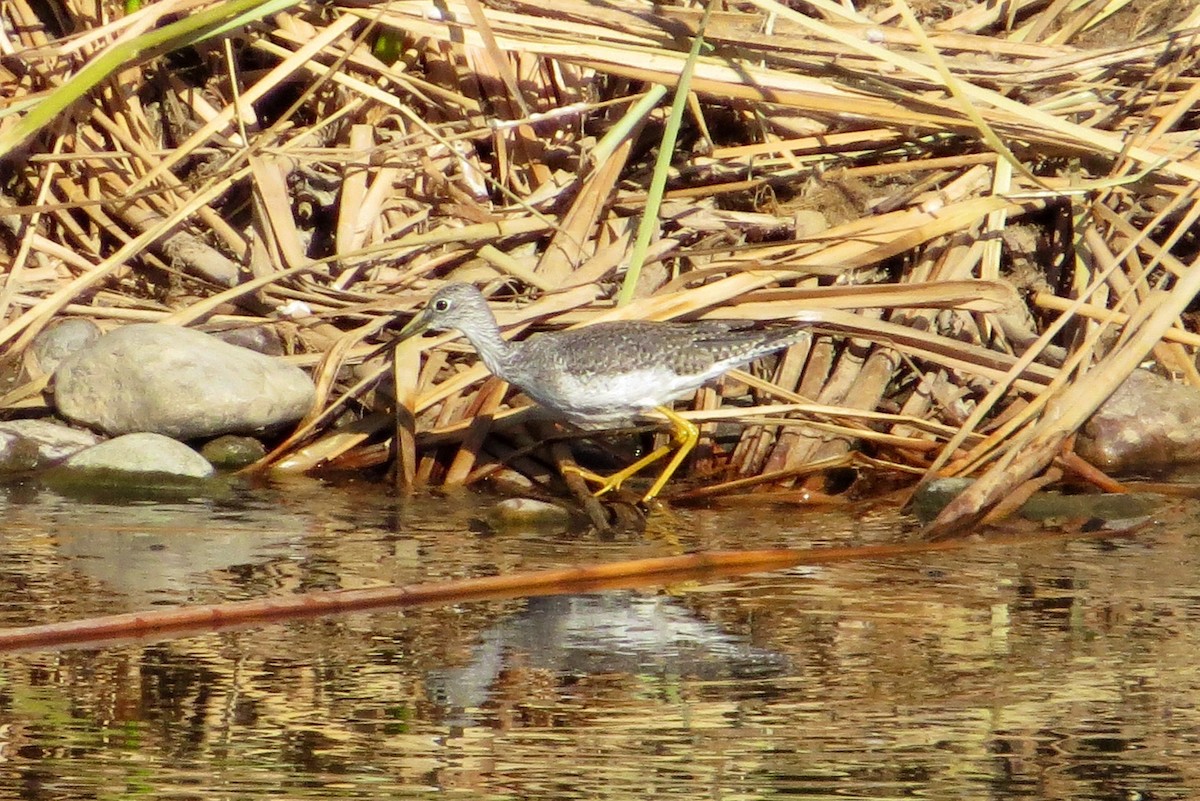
[{"left": 0, "top": 523, "right": 1144, "bottom": 652}]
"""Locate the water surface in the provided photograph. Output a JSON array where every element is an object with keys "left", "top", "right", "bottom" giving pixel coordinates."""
[{"left": 0, "top": 478, "right": 1195, "bottom": 799}]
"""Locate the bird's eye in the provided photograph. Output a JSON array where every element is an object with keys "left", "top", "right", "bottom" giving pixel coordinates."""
[{"left": 433, "top": 299, "right": 450, "bottom": 312}]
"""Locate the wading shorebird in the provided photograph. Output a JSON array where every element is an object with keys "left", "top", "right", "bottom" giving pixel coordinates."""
[{"left": 397, "top": 283, "right": 811, "bottom": 502}]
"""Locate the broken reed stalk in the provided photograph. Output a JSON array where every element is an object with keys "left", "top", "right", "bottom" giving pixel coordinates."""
[{"left": 2, "top": 0, "right": 1199, "bottom": 528}]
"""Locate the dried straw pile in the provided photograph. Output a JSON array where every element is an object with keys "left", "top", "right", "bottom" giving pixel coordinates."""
[{"left": 2, "top": 0, "right": 1199, "bottom": 532}]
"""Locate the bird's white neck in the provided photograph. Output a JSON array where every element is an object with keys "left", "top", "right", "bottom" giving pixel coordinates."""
[{"left": 456, "top": 312, "right": 519, "bottom": 379}]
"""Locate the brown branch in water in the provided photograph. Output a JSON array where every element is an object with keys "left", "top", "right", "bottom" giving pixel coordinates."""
[{"left": 0, "top": 525, "right": 1148, "bottom": 653}]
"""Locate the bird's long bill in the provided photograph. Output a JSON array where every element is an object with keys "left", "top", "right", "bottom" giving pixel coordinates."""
[{"left": 396, "top": 308, "right": 433, "bottom": 341}]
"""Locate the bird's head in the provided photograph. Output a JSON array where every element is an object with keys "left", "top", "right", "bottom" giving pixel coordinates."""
[{"left": 397, "top": 283, "right": 491, "bottom": 340}]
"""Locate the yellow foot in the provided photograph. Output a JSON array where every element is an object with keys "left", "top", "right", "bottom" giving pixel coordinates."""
[
  {"left": 561, "top": 442, "right": 674, "bottom": 499},
  {"left": 559, "top": 405, "right": 701, "bottom": 504},
  {"left": 638, "top": 406, "right": 699, "bottom": 504},
  {"left": 560, "top": 463, "right": 626, "bottom": 496}
]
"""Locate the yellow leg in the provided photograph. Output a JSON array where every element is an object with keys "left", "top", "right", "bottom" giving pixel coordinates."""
[
  {"left": 561, "top": 443, "right": 674, "bottom": 497},
  {"left": 558, "top": 406, "right": 698, "bottom": 500},
  {"left": 640, "top": 405, "right": 698, "bottom": 503}
]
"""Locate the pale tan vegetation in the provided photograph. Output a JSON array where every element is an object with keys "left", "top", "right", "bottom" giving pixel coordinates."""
[{"left": 1, "top": 0, "right": 1198, "bottom": 533}]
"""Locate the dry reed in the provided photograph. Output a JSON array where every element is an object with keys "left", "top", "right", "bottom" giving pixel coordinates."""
[{"left": 2, "top": 0, "right": 1199, "bottom": 534}]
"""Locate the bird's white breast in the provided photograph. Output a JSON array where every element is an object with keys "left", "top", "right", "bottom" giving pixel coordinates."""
[{"left": 527, "top": 366, "right": 703, "bottom": 426}]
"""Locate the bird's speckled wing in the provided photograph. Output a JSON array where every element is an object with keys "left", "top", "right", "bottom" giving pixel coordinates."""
[{"left": 502, "top": 319, "right": 807, "bottom": 426}]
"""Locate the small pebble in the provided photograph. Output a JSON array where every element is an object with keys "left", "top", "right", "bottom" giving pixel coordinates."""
[
  {"left": 485, "top": 497, "right": 572, "bottom": 531},
  {"left": 201, "top": 435, "right": 268, "bottom": 469}
]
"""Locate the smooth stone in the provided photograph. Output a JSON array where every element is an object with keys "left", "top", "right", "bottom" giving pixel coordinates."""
[
  {"left": 43, "top": 433, "right": 225, "bottom": 503},
  {"left": 0, "top": 419, "right": 103, "bottom": 472},
  {"left": 52, "top": 323, "right": 315, "bottom": 439},
  {"left": 63, "top": 432, "right": 215, "bottom": 477},
  {"left": 28, "top": 318, "right": 103, "bottom": 376},
  {"left": 911, "top": 477, "right": 1159, "bottom": 524},
  {"left": 485, "top": 497, "right": 573, "bottom": 531},
  {"left": 212, "top": 325, "right": 287, "bottom": 356},
  {"left": 1076, "top": 370, "right": 1200, "bottom": 471},
  {"left": 200, "top": 434, "right": 267, "bottom": 468}
]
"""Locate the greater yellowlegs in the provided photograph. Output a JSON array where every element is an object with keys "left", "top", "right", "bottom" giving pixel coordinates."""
[{"left": 397, "top": 283, "right": 810, "bottom": 502}]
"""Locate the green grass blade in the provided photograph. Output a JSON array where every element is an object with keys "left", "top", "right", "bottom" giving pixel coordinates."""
[
  {"left": 616, "top": 0, "right": 716, "bottom": 306},
  {"left": 0, "top": 0, "right": 301, "bottom": 157}
]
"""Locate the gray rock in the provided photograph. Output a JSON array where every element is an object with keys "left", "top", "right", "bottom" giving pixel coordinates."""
[
  {"left": 200, "top": 434, "right": 267, "bottom": 468},
  {"left": 0, "top": 419, "right": 103, "bottom": 472},
  {"left": 63, "top": 432, "right": 215, "bottom": 477},
  {"left": 485, "top": 497, "right": 573, "bottom": 531},
  {"left": 29, "top": 318, "right": 103, "bottom": 376},
  {"left": 52, "top": 323, "right": 315, "bottom": 439},
  {"left": 212, "top": 324, "right": 287, "bottom": 356},
  {"left": 911, "top": 477, "right": 1159, "bottom": 524},
  {"left": 1077, "top": 369, "right": 1200, "bottom": 471}
]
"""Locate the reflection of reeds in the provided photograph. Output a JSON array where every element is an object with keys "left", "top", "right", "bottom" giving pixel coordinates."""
[
  {"left": 2, "top": 0, "right": 1198, "bottom": 531},
  {"left": 0, "top": 521, "right": 1136, "bottom": 650}
]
